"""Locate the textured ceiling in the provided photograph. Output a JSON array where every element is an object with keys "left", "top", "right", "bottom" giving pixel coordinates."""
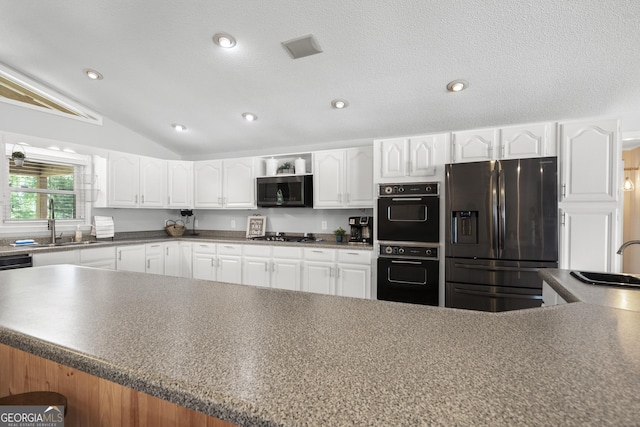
[{"left": 1, "top": 0, "right": 639, "bottom": 158}]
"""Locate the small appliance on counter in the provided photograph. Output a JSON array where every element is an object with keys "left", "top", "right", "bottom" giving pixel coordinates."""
[{"left": 348, "top": 216, "right": 373, "bottom": 244}]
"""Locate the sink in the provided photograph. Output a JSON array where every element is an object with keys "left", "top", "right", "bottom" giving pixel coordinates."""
[
  {"left": 570, "top": 271, "right": 640, "bottom": 288},
  {"left": 38, "top": 241, "right": 102, "bottom": 247}
]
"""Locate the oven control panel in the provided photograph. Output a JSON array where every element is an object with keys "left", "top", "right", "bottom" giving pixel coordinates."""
[
  {"left": 379, "top": 182, "right": 439, "bottom": 197},
  {"left": 379, "top": 243, "right": 439, "bottom": 259}
]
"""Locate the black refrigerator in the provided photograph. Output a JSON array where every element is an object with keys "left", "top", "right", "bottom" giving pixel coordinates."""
[{"left": 445, "top": 157, "right": 558, "bottom": 312}]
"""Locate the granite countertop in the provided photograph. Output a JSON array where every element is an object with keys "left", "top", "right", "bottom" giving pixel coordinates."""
[
  {"left": 0, "top": 234, "right": 373, "bottom": 257},
  {"left": 540, "top": 268, "right": 640, "bottom": 312},
  {"left": 1, "top": 265, "right": 639, "bottom": 426}
]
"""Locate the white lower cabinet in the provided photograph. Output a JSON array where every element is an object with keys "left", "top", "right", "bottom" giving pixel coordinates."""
[
  {"left": 145, "top": 243, "right": 164, "bottom": 275},
  {"left": 116, "top": 245, "right": 146, "bottom": 273},
  {"left": 336, "top": 250, "right": 372, "bottom": 299},
  {"left": 79, "top": 246, "right": 116, "bottom": 270},
  {"left": 178, "top": 242, "right": 193, "bottom": 278},
  {"left": 163, "top": 242, "right": 181, "bottom": 277},
  {"left": 33, "top": 249, "right": 80, "bottom": 267},
  {"left": 217, "top": 244, "right": 242, "bottom": 284},
  {"left": 242, "top": 245, "right": 271, "bottom": 287},
  {"left": 302, "top": 248, "right": 337, "bottom": 295},
  {"left": 192, "top": 243, "right": 217, "bottom": 281},
  {"left": 271, "top": 246, "right": 303, "bottom": 291}
]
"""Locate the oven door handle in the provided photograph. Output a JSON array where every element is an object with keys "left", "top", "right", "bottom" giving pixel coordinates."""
[
  {"left": 390, "top": 197, "right": 424, "bottom": 202},
  {"left": 452, "top": 288, "right": 542, "bottom": 300},
  {"left": 453, "top": 263, "right": 540, "bottom": 273},
  {"left": 390, "top": 260, "right": 424, "bottom": 265}
]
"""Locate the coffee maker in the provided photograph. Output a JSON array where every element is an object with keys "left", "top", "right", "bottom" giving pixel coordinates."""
[{"left": 348, "top": 216, "right": 373, "bottom": 244}]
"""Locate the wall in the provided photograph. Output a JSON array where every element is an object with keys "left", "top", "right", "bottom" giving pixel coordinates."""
[
  {"left": 0, "top": 102, "right": 178, "bottom": 159},
  {"left": 93, "top": 206, "right": 373, "bottom": 235},
  {"left": 622, "top": 148, "right": 640, "bottom": 273}
]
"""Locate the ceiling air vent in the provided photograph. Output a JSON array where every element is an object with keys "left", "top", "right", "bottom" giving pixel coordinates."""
[{"left": 281, "top": 34, "right": 323, "bottom": 59}]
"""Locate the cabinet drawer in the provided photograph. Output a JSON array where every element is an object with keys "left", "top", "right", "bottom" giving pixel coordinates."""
[
  {"left": 273, "top": 246, "right": 303, "bottom": 259},
  {"left": 80, "top": 246, "right": 116, "bottom": 263},
  {"left": 218, "top": 243, "right": 242, "bottom": 256},
  {"left": 145, "top": 243, "right": 163, "bottom": 255},
  {"left": 192, "top": 243, "right": 216, "bottom": 254},
  {"left": 243, "top": 244, "right": 271, "bottom": 257},
  {"left": 304, "top": 248, "right": 336, "bottom": 262},
  {"left": 337, "top": 249, "right": 371, "bottom": 265}
]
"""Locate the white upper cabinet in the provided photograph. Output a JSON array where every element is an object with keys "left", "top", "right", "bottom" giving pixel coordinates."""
[
  {"left": 193, "top": 160, "right": 223, "bottom": 208},
  {"left": 314, "top": 146, "right": 373, "bottom": 209},
  {"left": 379, "top": 134, "right": 446, "bottom": 178},
  {"left": 451, "top": 128, "right": 499, "bottom": 163},
  {"left": 451, "top": 123, "right": 556, "bottom": 163},
  {"left": 194, "top": 158, "right": 256, "bottom": 209},
  {"left": 559, "top": 118, "right": 620, "bottom": 203},
  {"left": 223, "top": 158, "right": 256, "bottom": 209},
  {"left": 500, "top": 123, "right": 556, "bottom": 159},
  {"left": 108, "top": 153, "right": 165, "bottom": 208},
  {"left": 167, "top": 160, "right": 193, "bottom": 208}
]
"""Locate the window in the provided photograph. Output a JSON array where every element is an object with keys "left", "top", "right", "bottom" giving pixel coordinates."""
[{"left": 3, "top": 144, "right": 90, "bottom": 225}]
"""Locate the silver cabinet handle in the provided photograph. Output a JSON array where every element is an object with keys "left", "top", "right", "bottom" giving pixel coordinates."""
[
  {"left": 141, "top": 195, "right": 145, "bottom": 203},
  {"left": 135, "top": 195, "right": 138, "bottom": 203},
  {"left": 147, "top": 259, "right": 150, "bottom": 269},
  {"left": 118, "top": 250, "right": 122, "bottom": 261}
]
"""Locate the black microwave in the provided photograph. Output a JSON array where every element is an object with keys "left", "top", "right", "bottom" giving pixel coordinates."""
[{"left": 257, "top": 175, "right": 313, "bottom": 207}]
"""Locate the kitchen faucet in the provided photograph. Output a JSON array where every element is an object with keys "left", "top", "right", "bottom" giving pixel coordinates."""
[
  {"left": 48, "top": 198, "right": 56, "bottom": 244},
  {"left": 616, "top": 240, "right": 640, "bottom": 255}
]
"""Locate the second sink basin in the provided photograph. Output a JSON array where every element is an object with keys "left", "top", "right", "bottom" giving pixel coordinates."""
[{"left": 571, "top": 271, "right": 640, "bottom": 288}]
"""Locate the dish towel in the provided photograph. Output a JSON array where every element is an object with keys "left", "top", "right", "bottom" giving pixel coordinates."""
[{"left": 91, "top": 216, "right": 115, "bottom": 239}]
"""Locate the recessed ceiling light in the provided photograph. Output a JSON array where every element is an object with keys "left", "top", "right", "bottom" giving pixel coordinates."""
[
  {"left": 242, "top": 112, "right": 257, "bottom": 122},
  {"left": 447, "top": 79, "right": 468, "bottom": 92},
  {"left": 331, "top": 99, "right": 349, "bottom": 109},
  {"left": 172, "top": 123, "right": 187, "bottom": 132},
  {"left": 83, "top": 68, "right": 103, "bottom": 80},
  {"left": 213, "top": 33, "right": 237, "bottom": 48}
]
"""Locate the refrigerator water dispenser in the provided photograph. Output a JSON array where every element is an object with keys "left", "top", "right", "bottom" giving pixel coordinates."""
[{"left": 452, "top": 211, "right": 478, "bottom": 244}]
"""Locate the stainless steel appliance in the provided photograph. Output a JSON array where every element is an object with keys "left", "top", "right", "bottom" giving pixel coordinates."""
[
  {"left": 377, "top": 242, "right": 439, "bottom": 305},
  {"left": 348, "top": 216, "right": 373, "bottom": 244},
  {"left": 445, "top": 157, "right": 558, "bottom": 312},
  {"left": 257, "top": 175, "right": 313, "bottom": 207},
  {"left": 0, "top": 254, "right": 33, "bottom": 270},
  {"left": 377, "top": 183, "right": 439, "bottom": 243}
]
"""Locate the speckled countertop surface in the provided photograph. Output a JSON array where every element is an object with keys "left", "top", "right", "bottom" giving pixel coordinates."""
[{"left": 1, "top": 265, "right": 640, "bottom": 426}]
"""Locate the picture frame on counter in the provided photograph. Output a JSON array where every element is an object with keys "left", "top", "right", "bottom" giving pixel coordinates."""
[{"left": 246, "top": 216, "right": 266, "bottom": 238}]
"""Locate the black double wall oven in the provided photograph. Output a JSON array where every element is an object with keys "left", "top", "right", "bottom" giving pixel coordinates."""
[{"left": 377, "top": 183, "right": 440, "bottom": 306}]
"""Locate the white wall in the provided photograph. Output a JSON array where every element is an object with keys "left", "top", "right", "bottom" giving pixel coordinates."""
[
  {"left": 0, "top": 102, "right": 178, "bottom": 159},
  {"left": 93, "top": 206, "right": 373, "bottom": 235}
]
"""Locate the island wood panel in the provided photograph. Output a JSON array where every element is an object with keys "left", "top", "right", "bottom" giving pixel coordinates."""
[{"left": 0, "top": 344, "right": 238, "bottom": 427}]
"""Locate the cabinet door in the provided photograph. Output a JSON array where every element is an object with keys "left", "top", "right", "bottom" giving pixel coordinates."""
[
  {"left": 345, "top": 146, "right": 373, "bottom": 207},
  {"left": 194, "top": 160, "right": 223, "bottom": 208},
  {"left": 337, "top": 264, "right": 371, "bottom": 299},
  {"left": 108, "top": 152, "right": 139, "bottom": 207},
  {"left": 218, "top": 255, "right": 242, "bottom": 283},
  {"left": 192, "top": 253, "right": 216, "bottom": 280},
  {"left": 302, "top": 261, "right": 335, "bottom": 295},
  {"left": 116, "top": 245, "right": 146, "bottom": 273},
  {"left": 559, "top": 206, "right": 618, "bottom": 272},
  {"left": 139, "top": 156, "right": 166, "bottom": 208},
  {"left": 314, "top": 150, "right": 345, "bottom": 207},
  {"left": 501, "top": 123, "right": 556, "bottom": 160},
  {"left": 452, "top": 129, "right": 498, "bottom": 163},
  {"left": 33, "top": 250, "right": 80, "bottom": 267},
  {"left": 243, "top": 257, "right": 271, "bottom": 287},
  {"left": 380, "top": 138, "right": 407, "bottom": 178},
  {"left": 559, "top": 118, "right": 620, "bottom": 202},
  {"left": 178, "top": 242, "right": 192, "bottom": 278},
  {"left": 271, "top": 258, "right": 302, "bottom": 291},
  {"left": 80, "top": 246, "right": 116, "bottom": 270},
  {"left": 164, "top": 242, "right": 181, "bottom": 277},
  {"left": 223, "top": 158, "right": 256, "bottom": 208},
  {"left": 409, "top": 136, "right": 439, "bottom": 177},
  {"left": 167, "top": 160, "right": 193, "bottom": 208}
]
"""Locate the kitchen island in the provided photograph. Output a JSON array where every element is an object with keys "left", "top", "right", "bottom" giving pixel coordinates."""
[{"left": 1, "top": 266, "right": 639, "bottom": 426}]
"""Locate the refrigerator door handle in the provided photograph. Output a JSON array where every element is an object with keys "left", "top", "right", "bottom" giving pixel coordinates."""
[
  {"left": 491, "top": 163, "right": 500, "bottom": 255},
  {"left": 453, "top": 262, "right": 541, "bottom": 273},
  {"left": 498, "top": 165, "right": 506, "bottom": 255},
  {"left": 452, "top": 288, "right": 543, "bottom": 300}
]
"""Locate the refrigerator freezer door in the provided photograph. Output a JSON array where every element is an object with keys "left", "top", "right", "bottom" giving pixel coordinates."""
[{"left": 499, "top": 157, "right": 558, "bottom": 262}]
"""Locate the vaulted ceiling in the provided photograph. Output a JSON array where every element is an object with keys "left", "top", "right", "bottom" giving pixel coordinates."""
[{"left": 1, "top": 0, "right": 639, "bottom": 157}]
